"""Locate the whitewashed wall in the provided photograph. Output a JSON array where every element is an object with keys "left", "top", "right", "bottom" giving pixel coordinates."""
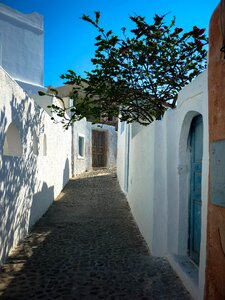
[
  {"left": 92, "top": 124, "right": 117, "bottom": 169},
  {"left": 0, "top": 3, "right": 44, "bottom": 94},
  {"left": 0, "top": 3, "right": 118, "bottom": 267},
  {"left": 117, "top": 71, "right": 208, "bottom": 300},
  {"left": 73, "top": 121, "right": 117, "bottom": 176},
  {"left": 73, "top": 118, "right": 92, "bottom": 176},
  {"left": 117, "top": 122, "right": 127, "bottom": 191},
  {"left": 0, "top": 67, "right": 72, "bottom": 264}
]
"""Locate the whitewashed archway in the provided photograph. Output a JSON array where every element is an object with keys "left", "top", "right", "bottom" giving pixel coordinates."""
[
  {"left": 3, "top": 122, "right": 22, "bottom": 157},
  {"left": 178, "top": 110, "right": 203, "bottom": 255}
]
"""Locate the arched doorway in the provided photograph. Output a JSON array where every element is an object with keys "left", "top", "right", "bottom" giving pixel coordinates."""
[
  {"left": 188, "top": 115, "right": 203, "bottom": 265},
  {"left": 3, "top": 122, "right": 22, "bottom": 156}
]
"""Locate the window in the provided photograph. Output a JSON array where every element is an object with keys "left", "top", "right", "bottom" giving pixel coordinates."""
[
  {"left": 78, "top": 135, "right": 85, "bottom": 158},
  {"left": 3, "top": 123, "right": 22, "bottom": 157},
  {"left": 33, "top": 132, "right": 39, "bottom": 155},
  {"left": 42, "top": 134, "right": 47, "bottom": 156}
]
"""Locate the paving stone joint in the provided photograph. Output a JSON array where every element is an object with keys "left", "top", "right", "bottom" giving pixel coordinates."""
[{"left": 0, "top": 169, "right": 191, "bottom": 300}]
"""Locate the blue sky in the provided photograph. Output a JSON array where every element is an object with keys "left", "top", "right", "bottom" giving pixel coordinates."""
[{"left": 1, "top": 0, "right": 219, "bottom": 87}]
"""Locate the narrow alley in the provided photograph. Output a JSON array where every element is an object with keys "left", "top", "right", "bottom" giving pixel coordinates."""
[{"left": 0, "top": 169, "right": 191, "bottom": 300}]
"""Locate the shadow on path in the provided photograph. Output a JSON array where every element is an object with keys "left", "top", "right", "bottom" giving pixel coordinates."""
[{"left": 0, "top": 169, "right": 191, "bottom": 300}]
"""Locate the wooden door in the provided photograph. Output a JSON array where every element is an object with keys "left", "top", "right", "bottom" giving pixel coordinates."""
[
  {"left": 188, "top": 115, "right": 203, "bottom": 265},
  {"left": 92, "top": 130, "right": 107, "bottom": 167}
]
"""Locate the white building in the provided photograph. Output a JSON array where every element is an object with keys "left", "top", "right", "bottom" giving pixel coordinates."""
[
  {"left": 117, "top": 71, "right": 208, "bottom": 300},
  {"left": 0, "top": 3, "right": 44, "bottom": 94},
  {"left": 0, "top": 4, "right": 117, "bottom": 266},
  {"left": 0, "top": 66, "right": 72, "bottom": 264},
  {"left": 73, "top": 119, "right": 117, "bottom": 176}
]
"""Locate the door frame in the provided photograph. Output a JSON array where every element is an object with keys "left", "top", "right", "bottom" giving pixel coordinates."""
[
  {"left": 188, "top": 115, "right": 203, "bottom": 266},
  {"left": 92, "top": 129, "right": 108, "bottom": 168},
  {"left": 178, "top": 112, "right": 204, "bottom": 261}
]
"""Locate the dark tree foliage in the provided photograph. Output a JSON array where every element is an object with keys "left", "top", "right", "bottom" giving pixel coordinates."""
[{"left": 40, "top": 12, "right": 208, "bottom": 128}]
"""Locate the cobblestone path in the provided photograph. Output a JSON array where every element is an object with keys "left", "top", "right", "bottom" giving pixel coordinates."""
[{"left": 0, "top": 169, "right": 191, "bottom": 300}]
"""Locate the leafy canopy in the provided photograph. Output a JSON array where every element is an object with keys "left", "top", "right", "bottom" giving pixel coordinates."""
[{"left": 40, "top": 12, "right": 208, "bottom": 128}]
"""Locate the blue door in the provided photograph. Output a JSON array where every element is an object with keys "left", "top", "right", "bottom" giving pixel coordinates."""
[{"left": 189, "top": 115, "right": 203, "bottom": 265}]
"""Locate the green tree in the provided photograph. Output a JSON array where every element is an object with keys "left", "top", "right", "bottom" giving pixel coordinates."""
[{"left": 40, "top": 12, "right": 208, "bottom": 128}]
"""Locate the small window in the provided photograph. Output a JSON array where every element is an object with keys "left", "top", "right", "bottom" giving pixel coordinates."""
[
  {"left": 33, "top": 132, "right": 39, "bottom": 155},
  {"left": 43, "top": 134, "right": 47, "bottom": 156},
  {"left": 78, "top": 135, "right": 85, "bottom": 158},
  {"left": 3, "top": 123, "right": 22, "bottom": 157}
]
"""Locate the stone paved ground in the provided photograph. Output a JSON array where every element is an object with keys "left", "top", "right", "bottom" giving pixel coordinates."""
[{"left": 0, "top": 169, "right": 191, "bottom": 300}]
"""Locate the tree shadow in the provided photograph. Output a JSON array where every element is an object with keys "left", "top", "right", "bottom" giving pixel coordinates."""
[
  {"left": 0, "top": 93, "right": 54, "bottom": 264},
  {"left": 0, "top": 173, "right": 190, "bottom": 300}
]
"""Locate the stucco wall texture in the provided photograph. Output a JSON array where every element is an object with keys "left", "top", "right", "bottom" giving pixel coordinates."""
[
  {"left": 73, "top": 121, "right": 117, "bottom": 176},
  {"left": 73, "top": 118, "right": 92, "bottom": 176},
  {"left": 0, "top": 67, "right": 72, "bottom": 265},
  {"left": 0, "top": 3, "right": 44, "bottom": 89},
  {"left": 92, "top": 123, "right": 117, "bottom": 169},
  {"left": 205, "top": 4, "right": 225, "bottom": 300},
  {"left": 0, "top": 2, "right": 118, "bottom": 269},
  {"left": 117, "top": 71, "right": 209, "bottom": 300}
]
